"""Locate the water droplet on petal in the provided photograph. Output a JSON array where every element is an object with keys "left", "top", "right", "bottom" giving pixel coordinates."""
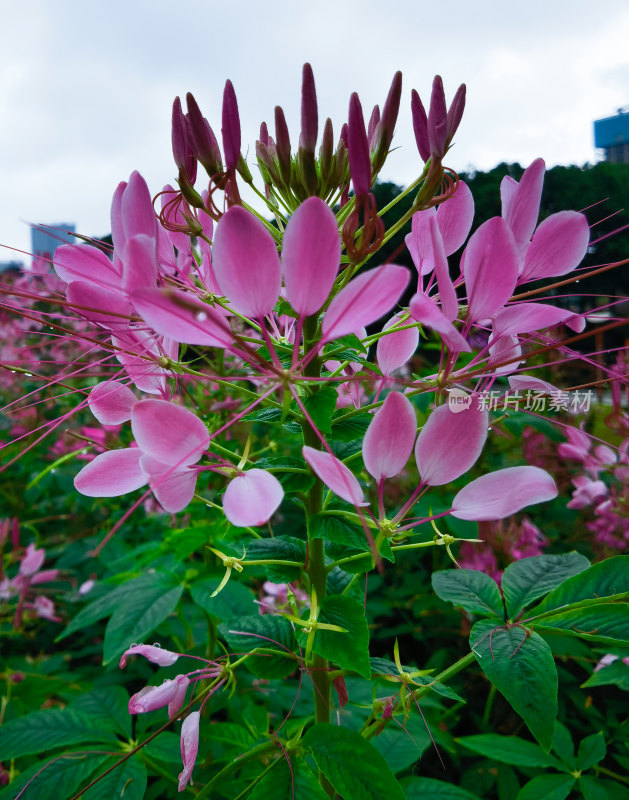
[
  {"left": 196, "top": 311, "right": 207, "bottom": 321},
  {"left": 152, "top": 642, "right": 161, "bottom": 647}
]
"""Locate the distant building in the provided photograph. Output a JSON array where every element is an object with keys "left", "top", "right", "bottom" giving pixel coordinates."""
[
  {"left": 30, "top": 223, "right": 76, "bottom": 265},
  {"left": 594, "top": 109, "right": 629, "bottom": 164},
  {"left": 0, "top": 260, "right": 24, "bottom": 274}
]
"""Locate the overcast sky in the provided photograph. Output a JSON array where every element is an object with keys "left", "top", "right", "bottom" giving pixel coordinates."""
[{"left": 1, "top": 0, "right": 628, "bottom": 261}]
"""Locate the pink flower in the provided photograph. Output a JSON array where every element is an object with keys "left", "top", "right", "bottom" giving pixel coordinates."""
[{"left": 178, "top": 711, "right": 200, "bottom": 792}]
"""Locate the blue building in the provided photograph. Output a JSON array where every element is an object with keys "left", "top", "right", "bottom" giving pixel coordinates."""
[
  {"left": 594, "top": 109, "right": 629, "bottom": 164},
  {"left": 31, "top": 223, "right": 76, "bottom": 262}
]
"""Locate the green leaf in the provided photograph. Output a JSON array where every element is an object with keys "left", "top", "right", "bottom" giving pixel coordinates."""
[
  {"left": 103, "top": 581, "right": 184, "bottom": 664},
  {"left": 577, "top": 732, "right": 607, "bottom": 770},
  {"left": 401, "top": 776, "right": 482, "bottom": 799},
  {"left": 502, "top": 553, "right": 590, "bottom": 619},
  {"left": 516, "top": 774, "right": 575, "bottom": 800},
  {"left": 582, "top": 658, "right": 629, "bottom": 690},
  {"left": 598, "top": 780, "right": 629, "bottom": 800},
  {"left": 242, "top": 536, "right": 306, "bottom": 581},
  {"left": 552, "top": 721, "right": 576, "bottom": 769},
  {"left": 309, "top": 595, "right": 371, "bottom": 678},
  {"left": 432, "top": 569, "right": 504, "bottom": 618},
  {"left": 535, "top": 603, "right": 629, "bottom": 647},
  {"left": 250, "top": 758, "right": 329, "bottom": 800},
  {"left": 302, "top": 723, "right": 405, "bottom": 800},
  {"left": 55, "top": 575, "right": 161, "bottom": 642},
  {"left": 255, "top": 457, "right": 315, "bottom": 494},
  {"left": 82, "top": 755, "right": 147, "bottom": 800},
  {"left": 0, "top": 754, "right": 109, "bottom": 800},
  {"left": 68, "top": 686, "right": 131, "bottom": 739},
  {"left": 303, "top": 387, "right": 339, "bottom": 434},
  {"left": 142, "top": 731, "right": 182, "bottom": 763},
  {"left": 205, "top": 722, "right": 256, "bottom": 750},
  {"left": 456, "top": 734, "right": 565, "bottom": 769},
  {"left": 324, "top": 334, "right": 367, "bottom": 355},
  {"left": 580, "top": 776, "right": 610, "bottom": 800},
  {"left": 0, "top": 708, "right": 117, "bottom": 759},
  {"left": 310, "top": 512, "right": 373, "bottom": 552},
  {"left": 371, "top": 716, "right": 430, "bottom": 774},
  {"left": 330, "top": 412, "right": 371, "bottom": 442},
  {"left": 190, "top": 577, "right": 255, "bottom": 621},
  {"left": 218, "top": 614, "right": 297, "bottom": 678},
  {"left": 531, "top": 556, "right": 629, "bottom": 616},
  {"left": 471, "top": 619, "right": 558, "bottom": 752}
]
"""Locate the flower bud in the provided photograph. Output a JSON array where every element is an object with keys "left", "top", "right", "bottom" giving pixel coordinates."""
[
  {"left": 319, "top": 117, "right": 334, "bottom": 186},
  {"left": 300, "top": 62, "right": 318, "bottom": 155},
  {"left": 428, "top": 75, "right": 448, "bottom": 160},
  {"left": 411, "top": 89, "right": 430, "bottom": 162},
  {"left": 274, "top": 106, "right": 292, "bottom": 186},
  {"left": 348, "top": 93, "right": 371, "bottom": 197},
  {"left": 372, "top": 70, "right": 402, "bottom": 172},
  {"left": 186, "top": 93, "right": 223, "bottom": 176},
  {"left": 221, "top": 80, "right": 241, "bottom": 171}
]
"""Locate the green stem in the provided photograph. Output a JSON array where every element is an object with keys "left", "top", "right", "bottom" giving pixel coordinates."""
[
  {"left": 596, "top": 766, "right": 629, "bottom": 786},
  {"left": 482, "top": 684, "right": 497, "bottom": 725}
]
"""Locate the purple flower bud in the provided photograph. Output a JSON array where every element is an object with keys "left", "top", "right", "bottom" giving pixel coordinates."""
[
  {"left": 168, "top": 675, "right": 190, "bottom": 719},
  {"left": 411, "top": 89, "right": 430, "bottom": 162},
  {"left": 367, "top": 105, "right": 380, "bottom": 150},
  {"left": 186, "top": 93, "right": 222, "bottom": 176},
  {"left": 129, "top": 679, "right": 180, "bottom": 714},
  {"left": 19, "top": 543, "right": 45, "bottom": 577},
  {"left": 319, "top": 117, "right": 334, "bottom": 184},
  {"left": 221, "top": 80, "right": 241, "bottom": 171},
  {"left": 178, "top": 711, "right": 200, "bottom": 792},
  {"left": 171, "top": 97, "right": 188, "bottom": 172},
  {"left": 259, "top": 121, "right": 269, "bottom": 147},
  {"left": 300, "top": 63, "right": 318, "bottom": 155},
  {"left": 347, "top": 93, "right": 371, "bottom": 197},
  {"left": 372, "top": 70, "right": 402, "bottom": 171},
  {"left": 446, "top": 83, "right": 466, "bottom": 146},
  {"left": 274, "top": 106, "right": 292, "bottom": 185},
  {"left": 428, "top": 75, "right": 448, "bottom": 159}
]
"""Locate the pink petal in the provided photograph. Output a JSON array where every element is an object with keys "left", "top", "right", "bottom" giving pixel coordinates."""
[
  {"left": 302, "top": 446, "right": 367, "bottom": 506},
  {"left": 131, "top": 400, "right": 209, "bottom": 466},
  {"left": 121, "top": 234, "right": 158, "bottom": 294},
  {"left": 376, "top": 312, "right": 420, "bottom": 375},
  {"left": 464, "top": 217, "right": 519, "bottom": 322},
  {"left": 281, "top": 197, "right": 341, "bottom": 316},
  {"left": 363, "top": 392, "right": 417, "bottom": 480},
  {"left": 415, "top": 399, "right": 488, "bottom": 485},
  {"left": 74, "top": 448, "right": 147, "bottom": 497},
  {"left": 487, "top": 333, "right": 522, "bottom": 376},
  {"left": 520, "top": 211, "right": 590, "bottom": 282},
  {"left": 494, "top": 302, "right": 585, "bottom": 337},
  {"left": 500, "top": 175, "right": 518, "bottom": 219},
  {"left": 436, "top": 180, "right": 474, "bottom": 255},
  {"left": 409, "top": 292, "right": 471, "bottom": 352},
  {"left": 129, "top": 679, "right": 179, "bottom": 714},
  {"left": 111, "top": 180, "right": 127, "bottom": 255},
  {"left": 451, "top": 466, "right": 558, "bottom": 520},
  {"left": 112, "top": 328, "right": 174, "bottom": 395},
  {"left": 321, "top": 264, "right": 409, "bottom": 343},
  {"left": 405, "top": 208, "right": 436, "bottom": 276},
  {"left": 178, "top": 711, "right": 200, "bottom": 792},
  {"left": 88, "top": 380, "right": 136, "bottom": 424},
  {"left": 66, "top": 281, "right": 132, "bottom": 330},
  {"left": 212, "top": 206, "right": 281, "bottom": 318},
  {"left": 132, "top": 288, "right": 232, "bottom": 347},
  {"left": 503, "top": 158, "right": 545, "bottom": 256},
  {"left": 140, "top": 456, "right": 198, "bottom": 513},
  {"left": 54, "top": 244, "right": 120, "bottom": 290},
  {"left": 121, "top": 171, "right": 157, "bottom": 242},
  {"left": 19, "top": 543, "right": 45, "bottom": 576},
  {"left": 168, "top": 675, "right": 190, "bottom": 719},
  {"left": 119, "top": 643, "right": 180, "bottom": 669},
  {"left": 222, "top": 469, "right": 284, "bottom": 527},
  {"left": 430, "top": 216, "right": 458, "bottom": 322},
  {"left": 508, "top": 375, "right": 558, "bottom": 394}
]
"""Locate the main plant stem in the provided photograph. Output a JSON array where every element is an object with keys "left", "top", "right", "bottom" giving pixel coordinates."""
[{"left": 302, "top": 317, "right": 334, "bottom": 796}]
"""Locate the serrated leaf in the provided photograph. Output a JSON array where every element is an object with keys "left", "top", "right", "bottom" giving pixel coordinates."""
[
  {"left": 81, "top": 755, "right": 147, "bottom": 800},
  {"left": 577, "top": 732, "right": 607, "bottom": 770},
  {"left": 218, "top": 614, "right": 297, "bottom": 678},
  {"left": 401, "top": 777, "right": 482, "bottom": 799},
  {"left": 303, "top": 723, "right": 405, "bottom": 800},
  {"left": 457, "top": 734, "right": 565, "bottom": 769},
  {"left": 190, "top": 577, "right": 255, "bottom": 621},
  {"left": 303, "top": 387, "right": 339, "bottom": 434},
  {"left": 502, "top": 553, "right": 590, "bottom": 620},
  {"left": 142, "top": 731, "right": 182, "bottom": 763},
  {"left": 330, "top": 412, "right": 371, "bottom": 442},
  {"left": 69, "top": 686, "right": 131, "bottom": 739},
  {"left": 0, "top": 708, "right": 117, "bottom": 759},
  {"left": 471, "top": 619, "right": 558, "bottom": 752},
  {"left": 516, "top": 774, "right": 575, "bottom": 800},
  {"left": 242, "top": 536, "right": 306, "bottom": 581},
  {"left": 535, "top": 603, "right": 629, "bottom": 647},
  {"left": 432, "top": 569, "right": 504, "bottom": 618},
  {"left": 205, "top": 722, "right": 256, "bottom": 749},
  {"left": 304, "top": 595, "right": 371, "bottom": 678},
  {"left": 371, "top": 715, "right": 430, "bottom": 774},
  {"left": 103, "top": 582, "right": 184, "bottom": 665},
  {"left": 0, "top": 753, "right": 109, "bottom": 800},
  {"left": 250, "top": 757, "right": 329, "bottom": 800},
  {"left": 531, "top": 556, "right": 629, "bottom": 616}
]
